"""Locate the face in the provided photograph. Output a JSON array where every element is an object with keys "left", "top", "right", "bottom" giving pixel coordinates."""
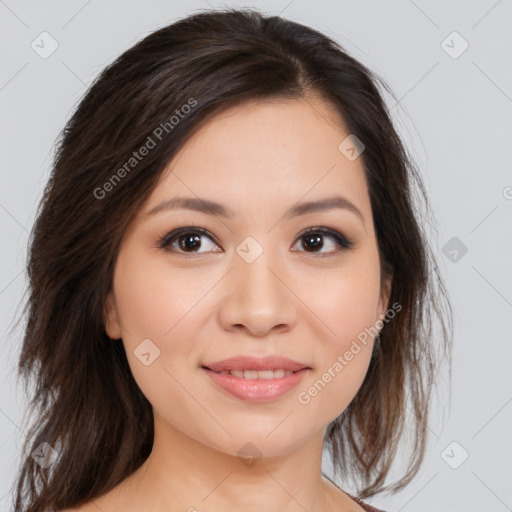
[{"left": 105, "top": 96, "right": 391, "bottom": 459}]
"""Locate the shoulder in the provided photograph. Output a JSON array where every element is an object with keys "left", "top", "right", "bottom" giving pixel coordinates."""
[
  {"left": 57, "top": 486, "right": 123, "bottom": 512},
  {"left": 361, "top": 506, "right": 387, "bottom": 512},
  {"left": 58, "top": 502, "right": 104, "bottom": 512},
  {"left": 347, "top": 493, "right": 388, "bottom": 512},
  {"left": 59, "top": 507, "right": 91, "bottom": 512},
  {"left": 322, "top": 478, "right": 386, "bottom": 512},
  {"left": 57, "top": 475, "right": 132, "bottom": 511}
]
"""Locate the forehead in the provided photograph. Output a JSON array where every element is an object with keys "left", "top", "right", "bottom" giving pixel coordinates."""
[{"left": 144, "top": 97, "right": 371, "bottom": 223}]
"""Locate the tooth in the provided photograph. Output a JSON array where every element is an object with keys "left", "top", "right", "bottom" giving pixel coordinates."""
[
  {"left": 221, "top": 369, "right": 296, "bottom": 378},
  {"left": 258, "top": 370, "right": 275, "bottom": 380}
]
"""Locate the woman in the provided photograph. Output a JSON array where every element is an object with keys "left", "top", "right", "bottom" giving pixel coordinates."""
[{"left": 12, "top": 7, "right": 453, "bottom": 512}]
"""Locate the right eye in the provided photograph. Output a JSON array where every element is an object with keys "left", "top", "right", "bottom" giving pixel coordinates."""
[{"left": 156, "top": 226, "right": 222, "bottom": 256}]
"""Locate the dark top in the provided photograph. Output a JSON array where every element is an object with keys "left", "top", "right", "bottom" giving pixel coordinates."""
[{"left": 347, "top": 492, "right": 387, "bottom": 512}]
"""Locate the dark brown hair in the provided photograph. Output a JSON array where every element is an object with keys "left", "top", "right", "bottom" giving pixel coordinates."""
[{"left": 11, "top": 7, "right": 453, "bottom": 511}]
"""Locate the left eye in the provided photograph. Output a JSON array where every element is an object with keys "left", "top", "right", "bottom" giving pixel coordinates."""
[
  {"left": 157, "top": 226, "right": 353, "bottom": 256},
  {"left": 292, "top": 227, "right": 353, "bottom": 254}
]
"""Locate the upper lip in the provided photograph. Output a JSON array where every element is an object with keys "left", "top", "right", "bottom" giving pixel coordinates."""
[{"left": 202, "top": 355, "right": 310, "bottom": 372}]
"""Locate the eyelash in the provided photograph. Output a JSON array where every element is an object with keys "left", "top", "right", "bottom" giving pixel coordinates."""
[{"left": 156, "top": 225, "right": 354, "bottom": 258}]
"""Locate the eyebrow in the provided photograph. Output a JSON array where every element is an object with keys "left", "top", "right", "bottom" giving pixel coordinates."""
[{"left": 146, "top": 195, "right": 364, "bottom": 222}]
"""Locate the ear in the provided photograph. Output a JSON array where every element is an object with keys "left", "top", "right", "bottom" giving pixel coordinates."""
[
  {"left": 377, "top": 275, "right": 393, "bottom": 322},
  {"left": 104, "top": 289, "right": 123, "bottom": 340}
]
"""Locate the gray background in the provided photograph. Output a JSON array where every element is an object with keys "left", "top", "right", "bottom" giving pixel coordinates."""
[{"left": 1, "top": 1, "right": 511, "bottom": 511}]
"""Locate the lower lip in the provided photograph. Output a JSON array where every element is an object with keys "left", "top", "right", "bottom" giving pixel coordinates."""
[{"left": 202, "top": 368, "right": 309, "bottom": 402}]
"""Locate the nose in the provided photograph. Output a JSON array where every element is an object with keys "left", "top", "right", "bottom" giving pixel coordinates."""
[{"left": 217, "top": 249, "right": 298, "bottom": 337}]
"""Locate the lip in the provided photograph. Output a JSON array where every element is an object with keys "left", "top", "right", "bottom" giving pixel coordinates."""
[
  {"left": 202, "top": 367, "right": 310, "bottom": 402},
  {"left": 202, "top": 355, "right": 309, "bottom": 372},
  {"left": 200, "top": 355, "right": 311, "bottom": 403}
]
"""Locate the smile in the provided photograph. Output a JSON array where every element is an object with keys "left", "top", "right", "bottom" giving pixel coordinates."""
[
  {"left": 206, "top": 368, "right": 296, "bottom": 379},
  {"left": 201, "top": 367, "right": 310, "bottom": 402}
]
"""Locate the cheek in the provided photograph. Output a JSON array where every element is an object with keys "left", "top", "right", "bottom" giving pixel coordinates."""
[
  {"left": 112, "top": 255, "right": 201, "bottom": 413},
  {"left": 114, "top": 249, "right": 206, "bottom": 341},
  {"left": 306, "top": 254, "right": 381, "bottom": 347},
  {"left": 296, "top": 258, "right": 380, "bottom": 417},
  {"left": 112, "top": 250, "right": 213, "bottom": 389},
  {"left": 327, "top": 280, "right": 379, "bottom": 344}
]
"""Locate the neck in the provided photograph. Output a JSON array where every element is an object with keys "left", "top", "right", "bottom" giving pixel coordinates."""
[{"left": 107, "top": 412, "right": 349, "bottom": 512}]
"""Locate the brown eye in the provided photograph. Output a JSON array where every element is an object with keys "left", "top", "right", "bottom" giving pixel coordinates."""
[
  {"left": 158, "top": 227, "right": 221, "bottom": 254},
  {"left": 293, "top": 227, "right": 354, "bottom": 255},
  {"left": 157, "top": 225, "right": 354, "bottom": 257}
]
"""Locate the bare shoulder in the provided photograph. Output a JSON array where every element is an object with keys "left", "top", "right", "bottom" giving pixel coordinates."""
[
  {"left": 58, "top": 499, "right": 109, "bottom": 512},
  {"left": 59, "top": 505, "right": 97, "bottom": 512},
  {"left": 57, "top": 486, "right": 122, "bottom": 512}
]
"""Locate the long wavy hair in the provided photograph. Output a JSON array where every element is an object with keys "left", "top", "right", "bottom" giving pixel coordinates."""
[{"left": 10, "top": 7, "right": 453, "bottom": 511}]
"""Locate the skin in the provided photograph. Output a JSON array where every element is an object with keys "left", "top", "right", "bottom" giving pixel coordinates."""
[{"left": 71, "top": 95, "right": 391, "bottom": 512}]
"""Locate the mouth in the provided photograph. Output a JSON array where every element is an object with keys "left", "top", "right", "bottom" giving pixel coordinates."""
[
  {"left": 201, "top": 365, "right": 311, "bottom": 403},
  {"left": 201, "top": 354, "right": 311, "bottom": 374},
  {"left": 200, "top": 366, "right": 305, "bottom": 379},
  {"left": 200, "top": 355, "right": 311, "bottom": 401}
]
